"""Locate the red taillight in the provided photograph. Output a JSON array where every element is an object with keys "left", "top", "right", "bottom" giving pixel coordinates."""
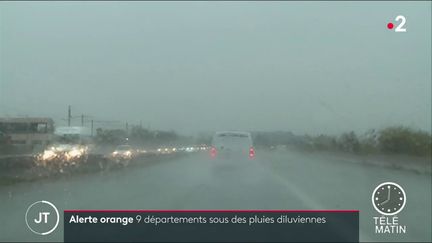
[
  {"left": 210, "top": 147, "right": 217, "bottom": 158},
  {"left": 249, "top": 147, "right": 255, "bottom": 158}
]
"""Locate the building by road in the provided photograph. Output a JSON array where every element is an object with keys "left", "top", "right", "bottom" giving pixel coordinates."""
[{"left": 0, "top": 117, "right": 54, "bottom": 147}]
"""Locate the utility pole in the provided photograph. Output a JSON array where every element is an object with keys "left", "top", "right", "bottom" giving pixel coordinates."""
[
  {"left": 76, "top": 114, "right": 92, "bottom": 127},
  {"left": 68, "top": 105, "right": 71, "bottom": 127},
  {"left": 91, "top": 120, "right": 94, "bottom": 137},
  {"left": 125, "top": 122, "right": 129, "bottom": 143}
]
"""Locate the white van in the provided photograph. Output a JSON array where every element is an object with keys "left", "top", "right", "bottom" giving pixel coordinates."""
[{"left": 210, "top": 131, "right": 255, "bottom": 159}]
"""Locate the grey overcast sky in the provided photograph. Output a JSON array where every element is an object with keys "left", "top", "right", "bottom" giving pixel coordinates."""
[{"left": 0, "top": 1, "right": 430, "bottom": 135}]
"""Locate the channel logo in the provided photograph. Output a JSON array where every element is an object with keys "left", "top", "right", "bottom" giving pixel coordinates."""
[
  {"left": 25, "top": 201, "right": 59, "bottom": 235},
  {"left": 372, "top": 182, "right": 406, "bottom": 216},
  {"left": 372, "top": 182, "right": 407, "bottom": 234}
]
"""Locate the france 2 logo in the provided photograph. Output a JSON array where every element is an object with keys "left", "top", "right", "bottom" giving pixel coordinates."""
[{"left": 387, "top": 15, "right": 407, "bottom": 32}]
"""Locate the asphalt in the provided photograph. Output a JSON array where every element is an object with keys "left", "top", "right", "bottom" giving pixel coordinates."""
[{"left": 0, "top": 149, "right": 430, "bottom": 242}]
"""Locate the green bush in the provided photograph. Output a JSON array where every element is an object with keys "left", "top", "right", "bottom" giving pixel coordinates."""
[
  {"left": 313, "top": 135, "right": 338, "bottom": 151},
  {"left": 290, "top": 126, "right": 431, "bottom": 157},
  {"left": 378, "top": 126, "right": 431, "bottom": 157},
  {"left": 338, "top": 131, "right": 360, "bottom": 153}
]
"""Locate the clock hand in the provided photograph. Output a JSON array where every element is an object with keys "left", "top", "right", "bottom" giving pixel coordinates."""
[{"left": 380, "top": 187, "right": 391, "bottom": 206}]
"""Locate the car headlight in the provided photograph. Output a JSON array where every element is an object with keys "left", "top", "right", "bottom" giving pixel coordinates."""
[
  {"left": 42, "top": 150, "right": 57, "bottom": 160},
  {"left": 68, "top": 149, "right": 82, "bottom": 158}
]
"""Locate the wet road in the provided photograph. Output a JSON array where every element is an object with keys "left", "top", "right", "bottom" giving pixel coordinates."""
[{"left": 0, "top": 149, "right": 431, "bottom": 242}]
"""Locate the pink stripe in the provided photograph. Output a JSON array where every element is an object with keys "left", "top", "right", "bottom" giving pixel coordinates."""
[{"left": 64, "top": 209, "right": 359, "bottom": 213}]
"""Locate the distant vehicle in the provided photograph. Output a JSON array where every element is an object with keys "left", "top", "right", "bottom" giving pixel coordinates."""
[
  {"left": 210, "top": 131, "right": 255, "bottom": 159},
  {"left": 38, "top": 144, "right": 89, "bottom": 163},
  {"left": 111, "top": 145, "right": 134, "bottom": 161}
]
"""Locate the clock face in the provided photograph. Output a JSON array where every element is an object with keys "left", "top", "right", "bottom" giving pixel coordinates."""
[{"left": 372, "top": 182, "right": 406, "bottom": 216}]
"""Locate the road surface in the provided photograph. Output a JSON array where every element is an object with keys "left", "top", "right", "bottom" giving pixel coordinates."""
[{"left": 0, "top": 149, "right": 430, "bottom": 242}]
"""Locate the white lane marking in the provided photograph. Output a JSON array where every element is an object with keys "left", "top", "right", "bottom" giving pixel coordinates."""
[{"left": 270, "top": 169, "right": 372, "bottom": 242}]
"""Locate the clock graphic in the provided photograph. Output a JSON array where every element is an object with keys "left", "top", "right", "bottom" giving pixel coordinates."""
[{"left": 372, "top": 182, "right": 406, "bottom": 216}]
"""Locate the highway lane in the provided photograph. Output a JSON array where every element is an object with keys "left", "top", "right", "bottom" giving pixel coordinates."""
[{"left": 0, "top": 149, "right": 430, "bottom": 242}]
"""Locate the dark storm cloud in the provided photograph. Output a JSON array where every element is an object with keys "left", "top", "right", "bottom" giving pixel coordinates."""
[{"left": 0, "top": 2, "right": 430, "bottom": 134}]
